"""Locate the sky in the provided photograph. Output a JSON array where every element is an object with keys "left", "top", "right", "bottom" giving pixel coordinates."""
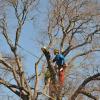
[
  {"left": 0, "top": 0, "right": 100, "bottom": 100},
  {"left": 0, "top": 0, "right": 49, "bottom": 73},
  {"left": 0, "top": 0, "right": 50, "bottom": 99}
]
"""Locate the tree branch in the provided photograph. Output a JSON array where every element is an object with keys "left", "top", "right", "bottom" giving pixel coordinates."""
[
  {"left": 1, "top": 18, "right": 15, "bottom": 52},
  {"left": 70, "top": 73, "right": 100, "bottom": 100},
  {"left": 0, "top": 58, "right": 12, "bottom": 69},
  {"left": 68, "top": 49, "right": 100, "bottom": 65},
  {"left": 80, "top": 90, "right": 97, "bottom": 100},
  {"left": 0, "top": 77, "right": 20, "bottom": 97},
  {"left": 33, "top": 62, "right": 39, "bottom": 99}
]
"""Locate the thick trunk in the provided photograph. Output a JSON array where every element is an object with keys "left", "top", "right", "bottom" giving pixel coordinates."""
[
  {"left": 22, "top": 95, "right": 33, "bottom": 100},
  {"left": 49, "top": 82, "right": 63, "bottom": 100},
  {"left": 20, "top": 93, "right": 33, "bottom": 100}
]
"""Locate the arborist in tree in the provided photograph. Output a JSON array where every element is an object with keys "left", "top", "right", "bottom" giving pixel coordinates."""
[{"left": 53, "top": 49, "right": 67, "bottom": 86}]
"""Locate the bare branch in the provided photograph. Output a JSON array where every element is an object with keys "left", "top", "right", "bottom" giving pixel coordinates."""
[
  {"left": 80, "top": 90, "right": 97, "bottom": 100},
  {"left": 0, "top": 77, "right": 20, "bottom": 97},
  {"left": 68, "top": 49, "right": 100, "bottom": 65},
  {"left": 70, "top": 73, "right": 100, "bottom": 100},
  {"left": 1, "top": 17, "right": 15, "bottom": 52},
  {"left": 0, "top": 58, "right": 12, "bottom": 69},
  {"left": 33, "top": 62, "right": 39, "bottom": 99}
]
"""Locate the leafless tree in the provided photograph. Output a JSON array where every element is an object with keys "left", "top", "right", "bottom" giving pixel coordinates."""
[
  {"left": 41, "top": 0, "right": 100, "bottom": 100},
  {"left": 0, "top": 0, "right": 40, "bottom": 100},
  {"left": 0, "top": 0, "right": 100, "bottom": 100}
]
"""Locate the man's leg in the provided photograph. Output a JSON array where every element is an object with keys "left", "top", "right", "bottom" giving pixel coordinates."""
[{"left": 59, "top": 69, "right": 64, "bottom": 86}]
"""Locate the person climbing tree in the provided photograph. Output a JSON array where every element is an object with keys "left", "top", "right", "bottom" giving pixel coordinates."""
[{"left": 53, "top": 49, "right": 67, "bottom": 86}]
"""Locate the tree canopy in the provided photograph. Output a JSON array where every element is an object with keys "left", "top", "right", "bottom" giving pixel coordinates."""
[{"left": 0, "top": 0, "right": 100, "bottom": 100}]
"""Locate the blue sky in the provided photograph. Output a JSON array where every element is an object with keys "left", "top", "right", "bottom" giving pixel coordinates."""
[
  {"left": 0, "top": 0, "right": 100, "bottom": 100},
  {"left": 0, "top": 0, "right": 49, "bottom": 73},
  {"left": 0, "top": 0, "right": 50, "bottom": 99}
]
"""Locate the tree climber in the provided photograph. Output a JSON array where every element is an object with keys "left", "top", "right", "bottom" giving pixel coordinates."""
[{"left": 53, "top": 49, "right": 67, "bottom": 86}]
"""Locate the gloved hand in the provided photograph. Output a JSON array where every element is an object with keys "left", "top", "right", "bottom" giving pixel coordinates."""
[{"left": 60, "top": 67, "right": 63, "bottom": 71}]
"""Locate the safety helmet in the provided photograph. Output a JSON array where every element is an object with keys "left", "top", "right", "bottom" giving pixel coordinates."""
[{"left": 54, "top": 48, "right": 59, "bottom": 55}]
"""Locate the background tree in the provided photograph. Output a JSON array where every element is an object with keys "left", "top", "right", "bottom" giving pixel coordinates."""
[
  {"left": 0, "top": 0, "right": 100, "bottom": 100},
  {"left": 0, "top": 0, "right": 40, "bottom": 100},
  {"left": 41, "top": 0, "right": 100, "bottom": 99}
]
